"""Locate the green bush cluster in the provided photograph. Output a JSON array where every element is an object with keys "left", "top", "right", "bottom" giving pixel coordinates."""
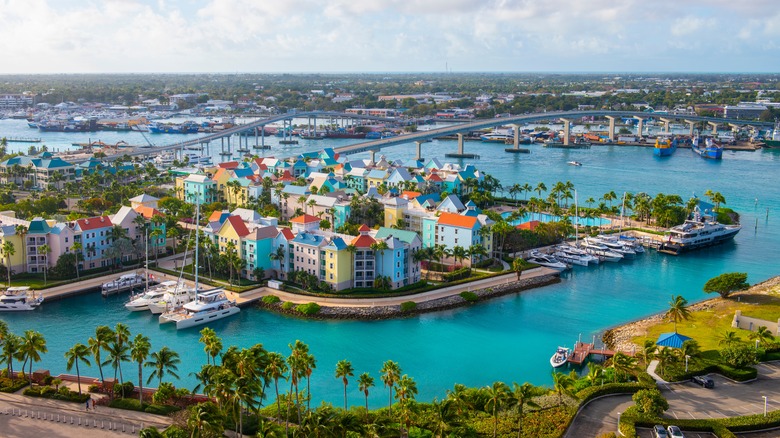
[
  {"left": 113, "top": 381, "right": 135, "bottom": 396},
  {"left": 0, "top": 377, "right": 29, "bottom": 393},
  {"left": 400, "top": 301, "right": 417, "bottom": 312},
  {"left": 261, "top": 295, "right": 281, "bottom": 304},
  {"left": 108, "top": 397, "right": 180, "bottom": 415},
  {"left": 575, "top": 381, "right": 651, "bottom": 405},
  {"left": 473, "top": 258, "right": 496, "bottom": 269},
  {"left": 295, "top": 302, "right": 321, "bottom": 315},
  {"left": 281, "top": 301, "right": 295, "bottom": 311},
  {"left": 459, "top": 291, "right": 479, "bottom": 302},
  {"left": 23, "top": 385, "right": 90, "bottom": 403},
  {"left": 443, "top": 267, "right": 471, "bottom": 282}
]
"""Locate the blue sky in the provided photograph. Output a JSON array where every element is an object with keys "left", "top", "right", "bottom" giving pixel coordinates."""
[{"left": 1, "top": 0, "right": 779, "bottom": 73}]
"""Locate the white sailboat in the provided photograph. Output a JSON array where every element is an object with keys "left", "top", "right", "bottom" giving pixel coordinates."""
[{"left": 158, "top": 189, "right": 239, "bottom": 329}]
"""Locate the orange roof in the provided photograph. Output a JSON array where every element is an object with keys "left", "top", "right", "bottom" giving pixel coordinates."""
[
  {"left": 437, "top": 212, "right": 477, "bottom": 229},
  {"left": 134, "top": 205, "right": 165, "bottom": 219},
  {"left": 358, "top": 224, "right": 370, "bottom": 232},
  {"left": 290, "top": 214, "right": 320, "bottom": 224},
  {"left": 218, "top": 161, "right": 239, "bottom": 169},
  {"left": 351, "top": 234, "right": 375, "bottom": 248},
  {"left": 212, "top": 167, "right": 228, "bottom": 181},
  {"left": 402, "top": 191, "right": 421, "bottom": 200},
  {"left": 208, "top": 210, "right": 225, "bottom": 222},
  {"left": 516, "top": 220, "right": 541, "bottom": 231},
  {"left": 223, "top": 215, "right": 250, "bottom": 237}
]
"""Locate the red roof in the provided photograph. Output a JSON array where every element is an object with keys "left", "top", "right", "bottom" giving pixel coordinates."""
[
  {"left": 76, "top": 216, "right": 112, "bottom": 231},
  {"left": 218, "top": 161, "right": 239, "bottom": 169},
  {"left": 358, "top": 224, "right": 370, "bottom": 232},
  {"left": 134, "top": 205, "right": 164, "bottom": 219},
  {"left": 223, "top": 215, "right": 250, "bottom": 237},
  {"left": 280, "top": 228, "right": 294, "bottom": 240},
  {"left": 279, "top": 170, "right": 295, "bottom": 182},
  {"left": 437, "top": 212, "right": 477, "bottom": 229},
  {"left": 516, "top": 220, "right": 541, "bottom": 231},
  {"left": 426, "top": 173, "right": 443, "bottom": 182},
  {"left": 351, "top": 234, "right": 375, "bottom": 248},
  {"left": 290, "top": 214, "right": 320, "bottom": 224}
]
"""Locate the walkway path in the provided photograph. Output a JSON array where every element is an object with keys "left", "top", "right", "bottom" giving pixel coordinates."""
[
  {"left": 227, "top": 267, "right": 556, "bottom": 307},
  {"left": 0, "top": 391, "right": 171, "bottom": 438}
]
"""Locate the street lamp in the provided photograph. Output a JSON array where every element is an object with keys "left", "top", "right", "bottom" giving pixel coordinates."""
[
  {"left": 763, "top": 396, "right": 768, "bottom": 417},
  {"left": 685, "top": 355, "right": 690, "bottom": 373},
  {"left": 756, "top": 339, "right": 760, "bottom": 350},
  {"left": 617, "top": 412, "right": 622, "bottom": 435}
]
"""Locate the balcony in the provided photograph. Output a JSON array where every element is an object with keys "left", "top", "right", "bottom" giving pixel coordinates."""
[{"left": 354, "top": 254, "right": 375, "bottom": 261}]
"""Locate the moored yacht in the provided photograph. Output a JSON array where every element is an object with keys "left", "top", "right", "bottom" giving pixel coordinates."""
[
  {"left": 125, "top": 280, "right": 179, "bottom": 312},
  {"left": 101, "top": 272, "right": 146, "bottom": 297},
  {"left": 158, "top": 289, "right": 239, "bottom": 329},
  {"left": 581, "top": 239, "right": 623, "bottom": 262},
  {"left": 0, "top": 287, "right": 43, "bottom": 311},
  {"left": 659, "top": 207, "right": 741, "bottom": 255},
  {"left": 147, "top": 282, "right": 191, "bottom": 314},
  {"left": 526, "top": 251, "right": 570, "bottom": 271},
  {"left": 594, "top": 236, "right": 637, "bottom": 258},
  {"left": 557, "top": 245, "right": 600, "bottom": 264}
]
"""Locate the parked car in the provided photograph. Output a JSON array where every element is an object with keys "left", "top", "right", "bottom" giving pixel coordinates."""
[
  {"left": 667, "top": 425, "right": 685, "bottom": 438},
  {"left": 691, "top": 375, "right": 715, "bottom": 388},
  {"left": 653, "top": 424, "right": 669, "bottom": 438}
]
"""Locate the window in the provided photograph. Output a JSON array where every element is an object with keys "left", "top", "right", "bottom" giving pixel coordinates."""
[
  {"left": 65, "top": 237, "right": 69, "bottom": 243},
  {"left": 455, "top": 229, "right": 458, "bottom": 235},
  {"left": 397, "top": 262, "right": 400, "bottom": 268},
  {"left": 329, "top": 274, "right": 333, "bottom": 279},
  {"left": 329, "top": 263, "right": 333, "bottom": 269},
  {"left": 329, "top": 253, "right": 333, "bottom": 259}
]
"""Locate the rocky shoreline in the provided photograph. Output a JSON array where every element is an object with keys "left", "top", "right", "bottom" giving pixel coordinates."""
[
  {"left": 602, "top": 275, "right": 780, "bottom": 352},
  {"left": 256, "top": 273, "right": 562, "bottom": 320}
]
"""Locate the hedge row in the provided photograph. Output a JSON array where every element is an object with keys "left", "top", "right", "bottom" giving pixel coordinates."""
[
  {"left": 23, "top": 386, "right": 90, "bottom": 403},
  {"left": 0, "top": 378, "right": 29, "bottom": 393},
  {"left": 108, "top": 398, "right": 180, "bottom": 415}
]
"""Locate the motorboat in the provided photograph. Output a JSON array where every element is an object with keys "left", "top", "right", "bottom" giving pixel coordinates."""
[
  {"left": 158, "top": 288, "right": 239, "bottom": 329},
  {"left": 147, "top": 282, "right": 191, "bottom": 314},
  {"left": 101, "top": 272, "right": 146, "bottom": 297},
  {"left": 0, "top": 287, "right": 43, "bottom": 311},
  {"left": 553, "top": 250, "right": 589, "bottom": 266},
  {"left": 594, "top": 236, "right": 637, "bottom": 258},
  {"left": 580, "top": 239, "right": 623, "bottom": 262},
  {"left": 567, "top": 161, "right": 582, "bottom": 166},
  {"left": 557, "top": 245, "right": 600, "bottom": 264},
  {"left": 550, "top": 347, "right": 569, "bottom": 368},
  {"left": 125, "top": 281, "right": 179, "bottom": 312},
  {"left": 526, "top": 251, "right": 570, "bottom": 271}
]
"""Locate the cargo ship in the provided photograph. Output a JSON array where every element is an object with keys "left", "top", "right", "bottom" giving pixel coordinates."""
[
  {"left": 691, "top": 135, "right": 723, "bottom": 160},
  {"left": 653, "top": 136, "right": 678, "bottom": 157}
]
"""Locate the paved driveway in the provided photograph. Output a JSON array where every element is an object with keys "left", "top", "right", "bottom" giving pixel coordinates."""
[{"left": 566, "top": 362, "right": 780, "bottom": 437}]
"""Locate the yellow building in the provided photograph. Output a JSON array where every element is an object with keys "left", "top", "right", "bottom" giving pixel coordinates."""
[
  {"left": 0, "top": 226, "right": 25, "bottom": 275},
  {"left": 322, "top": 236, "right": 353, "bottom": 291}
]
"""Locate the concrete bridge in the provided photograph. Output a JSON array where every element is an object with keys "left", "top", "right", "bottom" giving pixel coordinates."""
[{"left": 86, "top": 110, "right": 771, "bottom": 163}]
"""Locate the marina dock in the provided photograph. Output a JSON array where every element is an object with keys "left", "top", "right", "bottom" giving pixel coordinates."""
[{"left": 567, "top": 341, "right": 619, "bottom": 365}]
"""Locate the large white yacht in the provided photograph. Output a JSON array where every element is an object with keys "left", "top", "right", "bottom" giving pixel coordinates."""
[
  {"left": 147, "top": 283, "right": 192, "bottom": 314},
  {"left": 659, "top": 208, "right": 741, "bottom": 255},
  {"left": 101, "top": 273, "right": 146, "bottom": 297},
  {"left": 0, "top": 287, "right": 44, "bottom": 311},
  {"left": 158, "top": 289, "right": 239, "bottom": 329},
  {"left": 125, "top": 281, "right": 180, "bottom": 312}
]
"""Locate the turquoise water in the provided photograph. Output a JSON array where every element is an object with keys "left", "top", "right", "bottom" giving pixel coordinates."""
[
  {"left": 1, "top": 119, "right": 779, "bottom": 409},
  {"left": 501, "top": 211, "right": 612, "bottom": 227}
]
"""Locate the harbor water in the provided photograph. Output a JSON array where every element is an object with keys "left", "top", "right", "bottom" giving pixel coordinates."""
[{"left": 1, "top": 119, "right": 779, "bottom": 408}]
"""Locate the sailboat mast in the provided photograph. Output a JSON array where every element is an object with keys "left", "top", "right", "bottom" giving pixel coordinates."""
[
  {"left": 574, "top": 189, "right": 578, "bottom": 245},
  {"left": 194, "top": 194, "right": 200, "bottom": 293},
  {"left": 619, "top": 192, "right": 626, "bottom": 233},
  {"left": 144, "top": 226, "right": 149, "bottom": 291}
]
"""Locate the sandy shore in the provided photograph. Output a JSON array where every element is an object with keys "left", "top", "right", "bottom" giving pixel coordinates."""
[{"left": 602, "top": 275, "right": 780, "bottom": 352}]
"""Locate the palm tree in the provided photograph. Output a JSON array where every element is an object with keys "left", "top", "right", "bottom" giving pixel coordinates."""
[
  {"left": 749, "top": 326, "right": 775, "bottom": 347},
  {"left": 638, "top": 340, "right": 657, "bottom": 366},
  {"left": 88, "top": 325, "right": 113, "bottom": 389},
  {"left": 2, "top": 333, "right": 21, "bottom": 380},
  {"left": 719, "top": 330, "right": 742, "bottom": 347},
  {"left": 106, "top": 339, "right": 130, "bottom": 398},
  {"left": 20, "top": 330, "right": 47, "bottom": 385},
  {"left": 198, "top": 327, "right": 222, "bottom": 366},
  {"left": 15, "top": 225, "right": 27, "bottom": 274},
  {"left": 2, "top": 240, "right": 14, "bottom": 286},
  {"left": 370, "top": 240, "right": 389, "bottom": 272},
  {"left": 145, "top": 346, "right": 181, "bottom": 387},
  {"left": 586, "top": 364, "right": 604, "bottom": 387},
  {"left": 484, "top": 381, "right": 510, "bottom": 438},
  {"left": 286, "top": 340, "right": 308, "bottom": 426},
  {"left": 71, "top": 241, "right": 82, "bottom": 279},
  {"left": 113, "top": 323, "right": 131, "bottom": 393},
  {"left": 265, "top": 352, "right": 288, "bottom": 420},
  {"left": 64, "top": 343, "right": 91, "bottom": 394},
  {"left": 551, "top": 371, "right": 575, "bottom": 405},
  {"left": 451, "top": 245, "right": 468, "bottom": 269},
  {"left": 130, "top": 334, "right": 151, "bottom": 407},
  {"left": 334, "top": 359, "right": 354, "bottom": 410},
  {"left": 38, "top": 243, "right": 51, "bottom": 285},
  {"left": 468, "top": 243, "right": 488, "bottom": 265},
  {"left": 610, "top": 352, "right": 638, "bottom": 382},
  {"left": 534, "top": 182, "right": 547, "bottom": 198},
  {"left": 380, "top": 360, "right": 401, "bottom": 416},
  {"left": 303, "top": 351, "right": 316, "bottom": 410},
  {"left": 428, "top": 397, "right": 457, "bottom": 438},
  {"left": 666, "top": 295, "right": 691, "bottom": 333},
  {"left": 511, "top": 382, "right": 543, "bottom": 438},
  {"left": 357, "top": 372, "right": 374, "bottom": 420},
  {"left": 655, "top": 347, "right": 678, "bottom": 375},
  {"left": 187, "top": 401, "right": 225, "bottom": 438},
  {"left": 394, "top": 374, "right": 418, "bottom": 434}
]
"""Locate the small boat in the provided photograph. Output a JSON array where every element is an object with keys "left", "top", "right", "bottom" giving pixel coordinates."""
[
  {"left": 0, "top": 287, "right": 43, "bottom": 311},
  {"left": 550, "top": 347, "right": 569, "bottom": 368},
  {"left": 125, "top": 281, "right": 179, "bottom": 312},
  {"left": 158, "top": 289, "right": 240, "bottom": 329},
  {"left": 567, "top": 161, "right": 582, "bottom": 166},
  {"left": 480, "top": 132, "right": 512, "bottom": 142},
  {"left": 526, "top": 251, "right": 570, "bottom": 271},
  {"left": 101, "top": 273, "right": 146, "bottom": 297}
]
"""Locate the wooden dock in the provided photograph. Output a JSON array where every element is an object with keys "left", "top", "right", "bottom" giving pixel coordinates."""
[
  {"left": 567, "top": 341, "right": 619, "bottom": 365},
  {"left": 4, "top": 136, "right": 41, "bottom": 143}
]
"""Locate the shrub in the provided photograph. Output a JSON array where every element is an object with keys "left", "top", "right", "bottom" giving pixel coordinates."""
[
  {"left": 0, "top": 377, "right": 29, "bottom": 393},
  {"left": 443, "top": 267, "right": 471, "bottom": 282},
  {"left": 109, "top": 398, "right": 180, "bottom": 415},
  {"left": 459, "top": 291, "right": 478, "bottom": 302},
  {"left": 400, "top": 301, "right": 417, "bottom": 312},
  {"left": 153, "top": 382, "right": 176, "bottom": 405},
  {"left": 42, "top": 375, "right": 54, "bottom": 385},
  {"left": 632, "top": 389, "right": 668, "bottom": 416},
  {"left": 473, "top": 258, "right": 495, "bottom": 269},
  {"left": 576, "top": 382, "right": 650, "bottom": 405},
  {"left": 114, "top": 381, "right": 135, "bottom": 397},
  {"left": 295, "top": 302, "right": 321, "bottom": 315},
  {"left": 262, "top": 295, "right": 281, "bottom": 304},
  {"left": 720, "top": 344, "right": 759, "bottom": 368},
  {"left": 281, "top": 301, "right": 295, "bottom": 311},
  {"left": 88, "top": 384, "right": 100, "bottom": 393}
]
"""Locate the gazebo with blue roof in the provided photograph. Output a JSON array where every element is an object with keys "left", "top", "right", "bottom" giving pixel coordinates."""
[{"left": 656, "top": 332, "right": 692, "bottom": 349}]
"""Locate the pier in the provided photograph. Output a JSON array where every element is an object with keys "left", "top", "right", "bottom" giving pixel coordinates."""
[
  {"left": 4, "top": 137, "right": 41, "bottom": 143},
  {"left": 567, "top": 341, "right": 619, "bottom": 365}
]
